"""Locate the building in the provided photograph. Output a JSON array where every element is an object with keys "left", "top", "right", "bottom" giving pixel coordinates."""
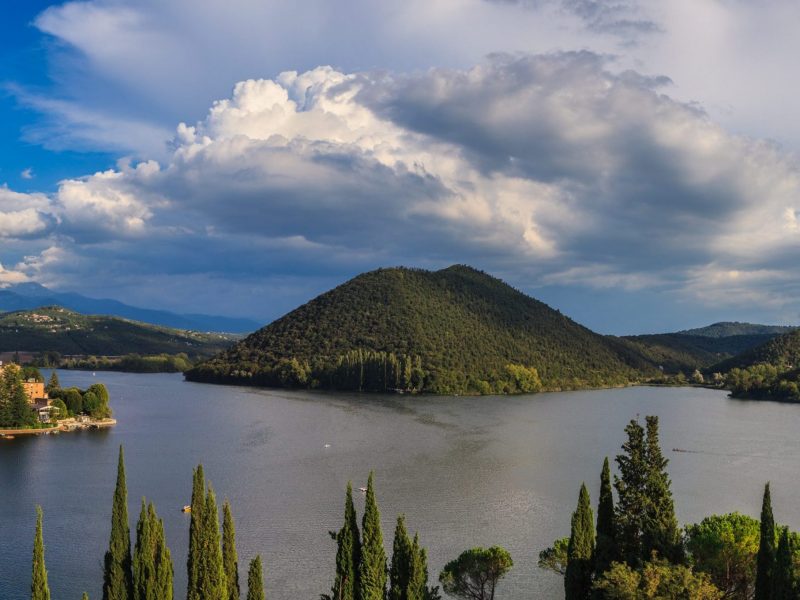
[{"left": 22, "top": 380, "right": 48, "bottom": 404}]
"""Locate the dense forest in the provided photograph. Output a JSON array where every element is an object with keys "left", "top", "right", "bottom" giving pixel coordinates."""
[
  {"left": 0, "top": 306, "right": 236, "bottom": 357},
  {"left": 186, "top": 265, "right": 657, "bottom": 394}
]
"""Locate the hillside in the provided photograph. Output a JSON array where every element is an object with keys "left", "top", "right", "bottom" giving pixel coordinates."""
[
  {"left": 0, "top": 283, "right": 261, "bottom": 333},
  {"left": 677, "top": 322, "right": 795, "bottom": 338},
  {"left": 186, "top": 265, "right": 657, "bottom": 394},
  {"left": 713, "top": 329, "right": 800, "bottom": 373},
  {"left": 0, "top": 306, "right": 237, "bottom": 357}
]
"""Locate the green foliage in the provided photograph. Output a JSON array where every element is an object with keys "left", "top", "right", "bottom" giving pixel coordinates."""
[
  {"left": 358, "top": 472, "right": 387, "bottom": 600},
  {"left": 187, "top": 265, "right": 652, "bottom": 394},
  {"left": 246, "top": 556, "right": 264, "bottom": 600},
  {"left": 47, "top": 381, "right": 112, "bottom": 419},
  {"left": 62, "top": 353, "right": 195, "bottom": 374},
  {"left": 133, "top": 500, "right": 173, "bottom": 600},
  {"left": 592, "top": 560, "right": 722, "bottom": 599},
  {"left": 330, "top": 482, "right": 361, "bottom": 600},
  {"left": 596, "top": 457, "right": 617, "bottom": 577},
  {"left": 565, "top": 484, "right": 595, "bottom": 600},
  {"left": 438, "top": 546, "right": 513, "bottom": 600},
  {"left": 684, "top": 512, "right": 760, "bottom": 599},
  {"left": 771, "top": 527, "right": 795, "bottom": 600},
  {"left": 0, "top": 364, "right": 37, "bottom": 428},
  {"left": 222, "top": 501, "right": 240, "bottom": 600},
  {"left": 187, "top": 466, "right": 206, "bottom": 600},
  {"left": 538, "top": 538, "right": 570, "bottom": 576},
  {"left": 0, "top": 306, "right": 235, "bottom": 357},
  {"left": 390, "top": 516, "right": 413, "bottom": 600},
  {"left": 642, "top": 416, "right": 682, "bottom": 563},
  {"left": 45, "top": 371, "right": 59, "bottom": 394},
  {"left": 31, "top": 506, "right": 50, "bottom": 600},
  {"left": 103, "top": 446, "right": 133, "bottom": 600},
  {"left": 197, "top": 485, "right": 227, "bottom": 600},
  {"left": 755, "top": 484, "right": 775, "bottom": 600}
]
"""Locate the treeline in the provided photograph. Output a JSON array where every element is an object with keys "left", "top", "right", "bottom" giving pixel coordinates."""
[
  {"left": 725, "top": 363, "right": 800, "bottom": 402},
  {"left": 187, "top": 348, "right": 543, "bottom": 395},
  {"left": 60, "top": 353, "right": 195, "bottom": 373},
  {"left": 28, "top": 448, "right": 266, "bottom": 600},
  {"left": 45, "top": 371, "right": 112, "bottom": 419},
  {"left": 539, "top": 415, "right": 800, "bottom": 599}
]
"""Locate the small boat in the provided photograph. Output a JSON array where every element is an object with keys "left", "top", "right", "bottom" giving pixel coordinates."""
[
  {"left": 182, "top": 505, "right": 192, "bottom": 513},
  {"left": 1, "top": 434, "right": 15, "bottom": 440},
  {"left": 359, "top": 487, "right": 368, "bottom": 494},
  {"left": 324, "top": 443, "right": 331, "bottom": 448}
]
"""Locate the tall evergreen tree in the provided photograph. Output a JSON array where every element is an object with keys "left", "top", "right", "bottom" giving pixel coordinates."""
[
  {"left": 358, "top": 472, "right": 388, "bottom": 600},
  {"left": 197, "top": 485, "right": 227, "bottom": 600},
  {"left": 31, "top": 506, "right": 50, "bottom": 600},
  {"left": 223, "top": 500, "right": 241, "bottom": 600},
  {"left": 133, "top": 500, "right": 173, "bottom": 600},
  {"left": 246, "top": 556, "right": 265, "bottom": 600},
  {"left": 595, "top": 457, "right": 616, "bottom": 577},
  {"left": 389, "top": 516, "right": 412, "bottom": 600},
  {"left": 331, "top": 482, "right": 362, "bottom": 600},
  {"left": 46, "top": 371, "right": 60, "bottom": 394},
  {"left": 771, "top": 527, "right": 795, "bottom": 600},
  {"left": 755, "top": 483, "right": 776, "bottom": 600},
  {"left": 187, "top": 465, "right": 206, "bottom": 600},
  {"left": 614, "top": 418, "right": 647, "bottom": 567},
  {"left": 103, "top": 446, "right": 133, "bottom": 600},
  {"left": 407, "top": 534, "right": 438, "bottom": 600},
  {"left": 149, "top": 504, "right": 173, "bottom": 600},
  {"left": 642, "top": 416, "right": 683, "bottom": 563},
  {"left": 564, "top": 483, "right": 595, "bottom": 600}
]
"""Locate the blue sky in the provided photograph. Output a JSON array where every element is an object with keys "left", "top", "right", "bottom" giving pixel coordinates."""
[{"left": 2, "top": 0, "right": 800, "bottom": 334}]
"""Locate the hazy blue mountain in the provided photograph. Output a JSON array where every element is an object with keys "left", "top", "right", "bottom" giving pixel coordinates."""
[{"left": 0, "top": 283, "right": 261, "bottom": 333}]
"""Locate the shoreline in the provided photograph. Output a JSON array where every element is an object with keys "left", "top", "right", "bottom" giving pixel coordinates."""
[{"left": 0, "top": 418, "right": 117, "bottom": 438}]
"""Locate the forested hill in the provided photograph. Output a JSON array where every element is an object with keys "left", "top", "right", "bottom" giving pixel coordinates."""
[
  {"left": 186, "top": 265, "right": 657, "bottom": 394},
  {"left": 712, "top": 329, "right": 800, "bottom": 372},
  {"left": 678, "top": 322, "right": 795, "bottom": 338},
  {"left": 0, "top": 306, "right": 237, "bottom": 357}
]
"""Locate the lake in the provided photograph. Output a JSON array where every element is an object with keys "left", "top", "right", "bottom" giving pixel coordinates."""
[{"left": 2, "top": 372, "right": 800, "bottom": 599}]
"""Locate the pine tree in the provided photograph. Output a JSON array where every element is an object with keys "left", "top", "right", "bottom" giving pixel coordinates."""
[
  {"left": 642, "top": 416, "right": 682, "bottom": 563},
  {"left": 31, "top": 506, "right": 50, "bottom": 600},
  {"left": 771, "top": 527, "right": 795, "bottom": 600},
  {"left": 223, "top": 500, "right": 241, "bottom": 600},
  {"left": 595, "top": 457, "right": 616, "bottom": 577},
  {"left": 187, "top": 465, "right": 206, "bottom": 600},
  {"left": 246, "top": 556, "right": 265, "bottom": 600},
  {"left": 197, "top": 484, "right": 227, "bottom": 600},
  {"left": 755, "top": 483, "right": 776, "bottom": 600},
  {"left": 331, "top": 483, "right": 361, "bottom": 600},
  {"left": 389, "top": 515, "right": 412, "bottom": 600},
  {"left": 615, "top": 418, "right": 647, "bottom": 567},
  {"left": 564, "top": 483, "right": 595, "bottom": 600},
  {"left": 103, "top": 446, "right": 133, "bottom": 600},
  {"left": 358, "top": 472, "right": 387, "bottom": 600},
  {"left": 46, "top": 371, "right": 60, "bottom": 394}
]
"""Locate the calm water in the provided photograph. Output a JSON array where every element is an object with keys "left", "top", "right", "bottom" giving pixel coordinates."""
[{"left": 2, "top": 373, "right": 800, "bottom": 599}]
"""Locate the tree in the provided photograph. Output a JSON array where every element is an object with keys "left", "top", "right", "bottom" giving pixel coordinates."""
[
  {"left": 538, "top": 538, "right": 569, "bottom": 576},
  {"left": 246, "top": 556, "right": 265, "bottom": 600},
  {"left": 593, "top": 560, "right": 722, "bottom": 599},
  {"left": 615, "top": 419, "right": 648, "bottom": 567},
  {"left": 223, "top": 500, "right": 241, "bottom": 600},
  {"left": 197, "top": 485, "right": 227, "bottom": 600},
  {"left": 642, "top": 416, "right": 682, "bottom": 563},
  {"left": 133, "top": 500, "right": 173, "bottom": 600},
  {"left": 438, "top": 546, "right": 513, "bottom": 600},
  {"left": 31, "top": 506, "right": 50, "bottom": 600},
  {"left": 754, "top": 483, "right": 775, "bottom": 600},
  {"left": 103, "top": 446, "right": 133, "bottom": 600},
  {"left": 685, "top": 513, "right": 760, "bottom": 599},
  {"left": 358, "top": 472, "right": 387, "bottom": 600},
  {"left": 187, "top": 465, "right": 206, "bottom": 600},
  {"left": 595, "top": 457, "right": 617, "bottom": 577},
  {"left": 771, "top": 527, "right": 795, "bottom": 600},
  {"left": 390, "top": 516, "right": 412, "bottom": 600},
  {"left": 408, "top": 533, "right": 440, "bottom": 600},
  {"left": 82, "top": 594, "right": 90, "bottom": 600},
  {"left": 565, "top": 484, "right": 595, "bottom": 600},
  {"left": 46, "top": 371, "right": 60, "bottom": 394},
  {"left": 329, "top": 482, "right": 361, "bottom": 600}
]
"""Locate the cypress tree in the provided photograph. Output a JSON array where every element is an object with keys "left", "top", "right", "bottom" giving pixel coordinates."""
[
  {"left": 615, "top": 418, "right": 647, "bottom": 567},
  {"left": 103, "top": 446, "right": 133, "bottom": 600},
  {"left": 331, "top": 483, "right": 361, "bottom": 600},
  {"left": 187, "top": 465, "right": 206, "bottom": 600},
  {"left": 407, "top": 534, "right": 436, "bottom": 600},
  {"left": 771, "top": 527, "right": 795, "bottom": 600},
  {"left": 223, "top": 500, "right": 241, "bottom": 600},
  {"left": 564, "top": 483, "right": 595, "bottom": 600},
  {"left": 595, "top": 457, "right": 616, "bottom": 577},
  {"left": 358, "top": 472, "right": 387, "bottom": 600},
  {"left": 82, "top": 594, "right": 90, "bottom": 600},
  {"left": 755, "top": 483, "right": 776, "bottom": 600},
  {"left": 31, "top": 506, "right": 50, "bottom": 600},
  {"left": 389, "top": 515, "right": 412, "bottom": 600},
  {"left": 246, "top": 556, "right": 265, "bottom": 600},
  {"left": 133, "top": 500, "right": 154, "bottom": 600},
  {"left": 642, "top": 416, "right": 682, "bottom": 563},
  {"left": 198, "top": 484, "right": 227, "bottom": 600},
  {"left": 150, "top": 504, "right": 173, "bottom": 600}
]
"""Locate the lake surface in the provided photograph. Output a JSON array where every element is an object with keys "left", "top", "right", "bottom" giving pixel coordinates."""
[{"left": 2, "top": 373, "right": 800, "bottom": 599}]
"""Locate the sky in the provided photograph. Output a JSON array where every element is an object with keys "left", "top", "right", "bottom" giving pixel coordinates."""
[{"left": 1, "top": 0, "right": 800, "bottom": 335}]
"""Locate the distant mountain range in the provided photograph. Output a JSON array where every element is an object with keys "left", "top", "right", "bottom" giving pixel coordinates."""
[
  {"left": 0, "top": 283, "right": 262, "bottom": 333},
  {"left": 0, "top": 306, "right": 237, "bottom": 357}
]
